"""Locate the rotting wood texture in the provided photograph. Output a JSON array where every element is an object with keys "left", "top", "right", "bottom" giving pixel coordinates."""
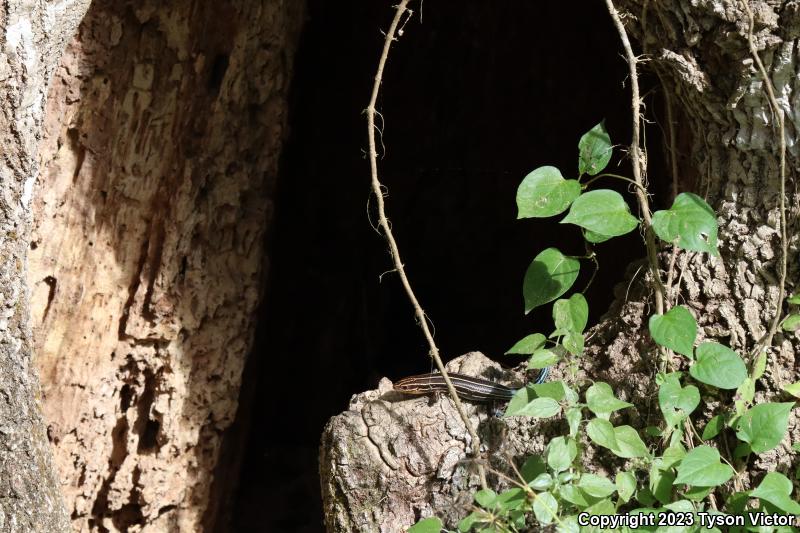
[{"left": 29, "top": 1, "right": 303, "bottom": 530}]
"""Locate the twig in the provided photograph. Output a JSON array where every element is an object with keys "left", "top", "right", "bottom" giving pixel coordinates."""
[
  {"left": 366, "top": 0, "right": 487, "bottom": 489},
  {"left": 605, "top": 0, "right": 666, "bottom": 320},
  {"left": 742, "top": 1, "right": 788, "bottom": 359},
  {"left": 664, "top": 243, "right": 679, "bottom": 309}
]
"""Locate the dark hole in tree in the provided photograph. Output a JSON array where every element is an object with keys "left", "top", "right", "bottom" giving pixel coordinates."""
[
  {"left": 217, "top": 1, "right": 666, "bottom": 531},
  {"left": 208, "top": 53, "right": 230, "bottom": 95}
]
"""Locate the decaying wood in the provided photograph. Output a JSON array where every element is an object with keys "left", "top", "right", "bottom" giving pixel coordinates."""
[
  {"left": 29, "top": 1, "right": 303, "bottom": 530},
  {"left": 320, "top": 352, "right": 564, "bottom": 532}
]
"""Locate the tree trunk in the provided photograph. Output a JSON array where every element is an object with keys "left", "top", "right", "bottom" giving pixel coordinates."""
[
  {"left": 320, "top": 1, "right": 800, "bottom": 531},
  {"left": 29, "top": 1, "right": 302, "bottom": 531},
  {"left": 0, "top": 1, "right": 91, "bottom": 531}
]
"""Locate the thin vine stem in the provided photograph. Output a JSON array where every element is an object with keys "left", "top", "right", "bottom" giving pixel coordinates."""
[
  {"left": 366, "top": 0, "right": 487, "bottom": 489},
  {"left": 582, "top": 172, "right": 648, "bottom": 193},
  {"left": 604, "top": 0, "right": 665, "bottom": 319},
  {"left": 742, "top": 0, "right": 788, "bottom": 360}
]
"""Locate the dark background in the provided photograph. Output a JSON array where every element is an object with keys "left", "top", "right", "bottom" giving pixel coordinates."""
[{"left": 224, "top": 2, "right": 666, "bottom": 531}]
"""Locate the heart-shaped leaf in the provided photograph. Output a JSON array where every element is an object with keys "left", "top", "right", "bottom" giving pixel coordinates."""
[
  {"left": 517, "top": 166, "right": 582, "bottom": 218},
  {"left": 546, "top": 436, "right": 577, "bottom": 473},
  {"left": 690, "top": 342, "right": 747, "bottom": 390},
  {"left": 736, "top": 402, "right": 794, "bottom": 453},
  {"left": 527, "top": 349, "right": 559, "bottom": 369},
  {"left": 586, "top": 418, "right": 618, "bottom": 451},
  {"left": 616, "top": 472, "right": 636, "bottom": 503},
  {"left": 648, "top": 305, "right": 697, "bottom": 357},
  {"left": 578, "top": 121, "right": 613, "bottom": 176},
  {"left": 561, "top": 190, "right": 639, "bottom": 237},
  {"left": 750, "top": 472, "right": 800, "bottom": 514},
  {"left": 652, "top": 193, "right": 719, "bottom": 255},
  {"left": 505, "top": 333, "right": 546, "bottom": 355},
  {"left": 504, "top": 387, "right": 561, "bottom": 418},
  {"left": 586, "top": 382, "right": 633, "bottom": 417},
  {"left": 612, "top": 425, "right": 650, "bottom": 458},
  {"left": 674, "top": 446, "right": 734, "bottom": 487},
  {"left": 578, "top": 474, "right": 616, "bottom": 498},
  {"left": 523, "top": 248, "right": 580, "bottom": 313},
  {"left": 553, "top": 293, "right": 589, "bottom": 333}
]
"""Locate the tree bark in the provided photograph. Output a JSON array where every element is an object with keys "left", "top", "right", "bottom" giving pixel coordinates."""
[
  {"left": 29, "top": 1, "right": 303, "bottom": 531},
  {"left": 320, "top": 1, "right": 800, "bottom": 531},
  {"left": 0, "top": 1, "right": 91, "bottom": 531}
]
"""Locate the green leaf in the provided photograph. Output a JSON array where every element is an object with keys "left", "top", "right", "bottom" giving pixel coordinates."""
[
  {"left": 517, "top": 166, "right": 582, "bottom": 219},
  {"left": 788, "top": 293, "right": 800, "bottom": 304},
  {"left": 578, "top": 474, "right": 616, "bottom": 498},
  {"left": 690, "top": 342, "right": 747, "bottom": 390},
  {"left": 496, "top": 488, "right": 527, "bottom": 512},
  {"left": 736, "top": 378, "right": 755, "bottom": 410},
  {"left": 520, "top": 455, "right": 546, "bottom": 483},
  {"left": 649, "top": 461, "right": 675, "bottom": 504},
  {"left": 648, "top": 305, "right": 697, "bottom": 357},
  {"left": 613, "top": 425, "right": 650, "bottom": 458},
  {"left": 505, "top": 387, "right": 560, "bottom": 418},
  {"left": 408, "top": 517, "right": 442, "bottom": 533},
  {"left": 701, "top": 415, "right": 725, "bottom": 440},
  {"left": 652, "top": 192, "right": 719, "bottom": 255},
  {"left": 528, "top": 473, "right": 553, "bottom": 491},
  {"left": 565, "top": 406, "right": 582, "bottom": 437},
  {"left": 578, "top": 121, "right": 613, "bottom": 176},
  {"left": 616, "top": 471, "right": 636, "bottom": 503},
  {"left": 505, "top": 333, "right": 546, "bottom": 355},
  {"left": 457, "top": 512, "right": 481, "bottom": 532},
  {"left": 782, "top": 381, "right": 800, "bottom": 399},
  {"left": 556, "top": 515, "right": 580, "bottom": 533},
  {"left": 584, "top": 229, "right": 613, "bottom": 243},
  {"left": 553, "top": 294, "right": 589, "bottom": 333},
  {"left": 558, "top": 485, "right": 592, "bottom": 508},
  {"left": 586, "top": 418, "right": 618, "bottom": 451},
  {"left": 532, "top": 492, "right": 558, "bottom": 525},
  {"left": 736, "top": 402, "right": 794, "bottom": 453},
  {"left": 586, "top": 382, "right": 633, "bottom": 417},
  {"left": 561, "top": 190, "right": 639, "bottom": 237},
  {"left": 684, "top": 485, "right": 713, "bottom": 502},
  {"left": 658, "top": 373, "right": 700, "bottom": 428},
  {"left": 563, "top": 332, "right": 584, "bottom": 356},
  {"left": 531, "top": 380, "right": 566, "bottom": 401},
  {"left": 662, "top": 443, "right": 686, "bottom": 468},
  {"left": 781, "top": 314, "right": 800, "bottom": 332},
  {"left": 750, "top": 472, "right": 800, "bottom": 514},
  {"left": 523, "top": 248, "right": 580, "bottom": 313},
  {"left": 474, "top": 489, "right": 497, "bottom": 508},
  {"left": 527, "top": 349, "right": 559, "bottom": 369},
  {"left": 583, "top": 498, "right": 615, "bottom": 516},
  {"left": 547, "top": 437, "right": 577, "bottom": 473},
  {"left": 752, "top": 350, "right": 767, "bottom": 379},
  {"left": 674, "top": 446, "right": 734, "bottom": 487}
]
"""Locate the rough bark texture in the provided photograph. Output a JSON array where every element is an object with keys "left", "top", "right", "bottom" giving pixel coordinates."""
[
  {"left": 29, "top": 1, "right": 302, "bottom": 531},
  {"left": 320, "top": 353, "right": 562, "bottom": 532},
  {"left": 320, "top": 1, "right": 800, "bottom": 531},
  {"left": 0, "top": 1, "right": 91, "bottom": 531}
]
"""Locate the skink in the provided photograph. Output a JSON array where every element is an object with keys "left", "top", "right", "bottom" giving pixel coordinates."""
[{"left": 393, "top": 367, "right": 550, "bottom": 403}]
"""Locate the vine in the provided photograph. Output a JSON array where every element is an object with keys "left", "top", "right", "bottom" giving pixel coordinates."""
[{"left": 366, "top": 0, "right": 488, "bottom": 489}]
